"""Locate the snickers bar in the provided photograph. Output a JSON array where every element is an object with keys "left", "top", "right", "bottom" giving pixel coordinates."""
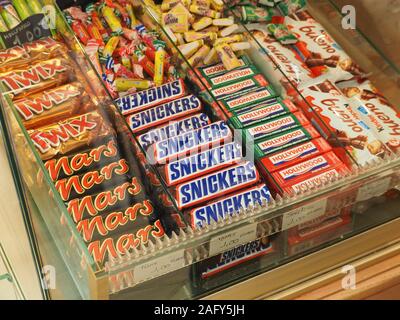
[
  {"left": 161, "top": 142, "right": 243, "bottom": 186},
  {"left": 116, "top": 79, "right": 187, "bottom": 116},
  {"left": 127, "top": 94, "right": 202, "bottom": 134},
  {"left": 151, "top": 121, "right": 232, "bottom": 165},
  {"left": 173, "top": 161, "right": 259, "bottom": 210},
  {"left": 137, "top": 113, "right": 211, "bottom": 150},
  {"left": 231, "top": 98, "right": 298, "bottom": 129},
  {"left": 261, "top": 138, "right": 332, "bottom": 173},
  {"left": 245, "top": 111, "right": 310, "bottom": 142},
  {"left": 254, "top": 125, "right": 321, "bottom": 158},
  {"left": 187, "top": 184, "right": 271, "bottom": 229}
]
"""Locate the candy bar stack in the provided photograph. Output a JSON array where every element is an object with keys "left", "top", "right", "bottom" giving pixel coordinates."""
[
  {"left": 0, "top": 38, "right": 168, "bottom": 267},
  {"left": 64, "top": 1, "right": 180, "bottom": 99},
  {"left": 0, "top": 0, "right": 44, "bottom": 31}
]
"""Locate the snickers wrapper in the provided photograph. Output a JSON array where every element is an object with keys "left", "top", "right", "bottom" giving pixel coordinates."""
[{"left": 29, "top": 111, "right": 115, "bottom": 161}]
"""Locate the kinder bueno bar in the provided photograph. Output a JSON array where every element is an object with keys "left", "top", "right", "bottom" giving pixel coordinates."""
[
  {"left": 255, "top": 125, "right": 321, "bottom": 157},
  {"left": 116, "top": 79, "right": 187, "bottom": 116},
  {"left": 87, "top": 219, "right": 165, "bottom": 266},
  {"left": 44, "top": 139, "right": 120, "bottom": 182},
  {"left": 55, "top": 158, "right": 134, "bottom": 202},
  {"left": 300, "top": 79, "right": 390, "bottom": 166},
  {"left": 204, "top": 64, "right": 261, "bottom": 89},
  {"left": 187, "top": 184, "right": 271, "bottom": 229},
  {"left": 14, "top": 82, "right": 92, "bottom": 130},
  {"left": 273, "top": 152, "right": 341, "bottom": 185},
  {"left": 220, "top": 87, "right": 278, "bottom": 111},
  {"left": 161, "top": 142, "right": 243, "bottom": 186},
  {"left": 66, "top": 177, "right": 148, "bottom": 223},
  {"left": 231, "top": 98, "right": 298, "bottom": 129},
  {"left": 195, "top": 55, "right": 252, "bottom": 80},
  {"left": 137, "top": 113, "right": 211, "bottom": 150},
  {"left": 126, "top": 95, "right": 202, "bottom": 134},
  {"left": 245, "top": 111, "right": 310, "bottom": 141},
  {"left": 151, "top": 121, "right": 232, "bottom": 165},
  {"left": 261, "top": 137, "right": 332, "bottom": 173},
  {"left": 200, "top": 238, "right": 274, "bottom": 279},
  {"left": 0, "top": 58, "right": 75, "bottom": 100},
  {"left": 285, "top": 10, "right": 365, "bottom": 81},
  {"left": 282, "top": 164, "right": 350, "bottom": 195},
  {"left": 29, "top": 111, "right": 114, "bottom": 161},
  {"left": 337, "top": 79, "right": 400, "bottom": 152},
  {"left": 173, "top": 161, "right": 259, "bottom": 209},
  {"left": 247, "top": 24, "right": 314, "bottom": 90}
]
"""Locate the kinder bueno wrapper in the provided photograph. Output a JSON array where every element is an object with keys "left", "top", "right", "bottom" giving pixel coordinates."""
[
  {"left": 150, "top": 121, "right": 233, "bottom": 165},
  {"left": 285, "top": 10, "right": 365, "bottom": 81},
  {"left": 299, "top": 79, "right": 391, "bottom": 166},
  {"left": 254, "top": 125, "right": 320, "bottom": 158},
  {"left": 231, "top": 98, "right": 298, "bottom": 128},
  {"left": 0, "top": 57, "right": 75, "bottom": 100},
  {"left": 172, "top": 161, "right": 260, "bottom": 210},
  {"left": 0, "top": 38, "right": 68, "bottom": 72},
  {"left": 28, "top": 111, "right": 115, "bottom": 161},
  {"left": 87, "top": 219, "right": 166, "bottom": 266},
  {"left": 337, "top": 79, "right": 400, "bottom": 152},
  {"left": 261, "top": 137, "right": 332, "bottom": 173},
  {"left": 247, "top": 24, "right": 314, "bottom": 91},
  {"left": 160, "top": 142, "right": 243, "bottom": 187},
  {"left": 186, "top": 183, "right": 271, "bottom": 229},
  {"left": 14, "top": 82, "right": 93, "bottom": 130},
  {"left": 137, "top": 113, "right": 211, "bottom": 150},
  {"left": 244, "top": 111, "right": 310, "bottom": 142},
  {"left": 126, "top": 94, "right": 202, "bottom": 134},
  {"left": 116, "top": 79, "right": 187, "bottom": 116}
]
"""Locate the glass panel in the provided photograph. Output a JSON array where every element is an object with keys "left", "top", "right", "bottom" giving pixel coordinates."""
[{"left": 0, "top": 244, "right": 25, "bottom": 300}]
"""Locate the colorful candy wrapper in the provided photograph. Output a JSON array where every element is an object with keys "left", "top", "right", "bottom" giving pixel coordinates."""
[
  {"left": 154, "top": 40, "right": 166, "bottom": 86},
  {"left": 115, "top": 78, "right": 154, "bottom": 91},
  {"left": 134, "top": 48, "right": 155, "bottom": 78},
  {"left": 72, "top": 20, "right": 90, "bottom": 45},
  {"left": 12, "top": 0, "right": 32, "bottom": 20},
  {"left": 26, "top": 0, "right": 42, "bottom": 15},
  {"left": 188, "top": 44, "right": 210, "bottom": 68},
  {"left": 85, "top": 40, "right": 102, "bottom": 75},
  {"left": 102, "top": 35, "right": 119, "bottom": 57},
  {"left": 0, "top": 12, "right": 7, "bottom": 31},
  {"left": 241, "top": 6, "right": 275, "bottom": 23},
  {"left": 215, "top": 43, "right": 242, "bottom": 70},
  {"left": 277, "top": 0, "right": 307, "bottom": 16},
  {"left": 101, "top": 5, "right": 122, "bottom": 34},
  {"left": 267, "top": 23, "right": 297, "bottom": 45}
]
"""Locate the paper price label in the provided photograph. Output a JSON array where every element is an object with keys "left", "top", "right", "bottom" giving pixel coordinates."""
[
  {"left": 356, "top": 177, "right": 392, "bottom": 202},
  {"left": 282, "top": 199, "right": 328, "bottom": 231},
  {"left": 134, "top": 250, "right": 185, "bottom": 284},
  {"left": 209, "top": 223, "right": 258, "bottom": 256}
]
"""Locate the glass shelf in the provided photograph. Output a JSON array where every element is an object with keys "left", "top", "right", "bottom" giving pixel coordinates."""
[
  {"left": 0, "top": 244, "right": 25, "bottom": 300},
  {"left": 0, "top": 0, "right": 399, "bottom": 299}
]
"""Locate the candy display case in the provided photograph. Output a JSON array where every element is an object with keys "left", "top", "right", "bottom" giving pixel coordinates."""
[{"left": 0, "top": 0, "right": 400, "bottom": 300}]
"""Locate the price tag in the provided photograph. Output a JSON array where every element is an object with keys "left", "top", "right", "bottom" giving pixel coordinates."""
[
  {"left": 209, "top": 223, "right": 258, "bottom": 256},
  {"left": 134, "top": 250, "right": 185, "bottom": 284},
  {"left": 282, "top": 199, "right": 328, "bottom": 231},
  {"left": 0, "top": 14, "right": 51, "bottom": 48},
  {"left": 356, "top": 177, "right": 391, "bottom": 202}
]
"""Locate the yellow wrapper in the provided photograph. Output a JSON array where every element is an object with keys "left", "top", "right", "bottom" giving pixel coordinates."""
[
  {"left": 184, "top": 31, "right": 217, "bottom": 42},
  {"left": 175, "top": 32, "right": 185, "bottom": 45},
  {"left": 215, "top": 43, "right": 241, "bottom": 70},
  {"left": 210, "top": 0, "right": 224, "bottom": 11},
  {"left": 192, "top": 17, "right": 212, "bottom": 31},
  {"left": 115, "top": 78, "right": 154, "bottom": 91},
  {"left": 162, "top": 12, "right": 189, "bottom": 33},
  {"left": 214, "top": 34, "right": 244, "bottom": 45},
  {"left": 192, "top": 0, "right": 211, "bottom": 7},
  {"left": 219, "top": 24, "right": 239, "bottom": 37},
  {"left": 188, "top": 44, "right": 210, "bottom": 67},
  {"left": 154, "top": 48, "right": 166, "bottom": 86},
  {"left": 212, "top": 17, "right": 234, "bottom": 26},
  {"left": 189, "top": 5, "right": 220, "bottom": 18},
  {"left": 103, "top": 36, "right": 120, "bottom": 57},
  {"left": 201, "top": 25, "right": 219, "bottom": 33},
  {"left": 121, "top": 55, "right": 132, "bottom": 70},
  {"left": 178, "top": 40, "right": 204, "bottom": 58},
  {"left": 102, "top": 6, "right": 122, "bottom": 33},
  {"left": 230, "top": 42, "right": 251, "bottom": 51},
  {"left": 204, "top": 47, "right": 218, "bottom": 65}
]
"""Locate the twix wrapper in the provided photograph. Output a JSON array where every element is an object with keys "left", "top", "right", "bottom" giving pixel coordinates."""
[
  {"left": 28, "top": 111, "right": 115, "bottom": 161},
  {"left": 0, "top": 57, "right": 75, "bottom": 100},
  {"left": 14, "top": 82, "right": 93, "bottom": 130}
]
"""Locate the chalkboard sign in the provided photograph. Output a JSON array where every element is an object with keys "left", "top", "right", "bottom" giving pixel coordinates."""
[{"left": 0, "top": 14, "right": 51, "bottom": 49}]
